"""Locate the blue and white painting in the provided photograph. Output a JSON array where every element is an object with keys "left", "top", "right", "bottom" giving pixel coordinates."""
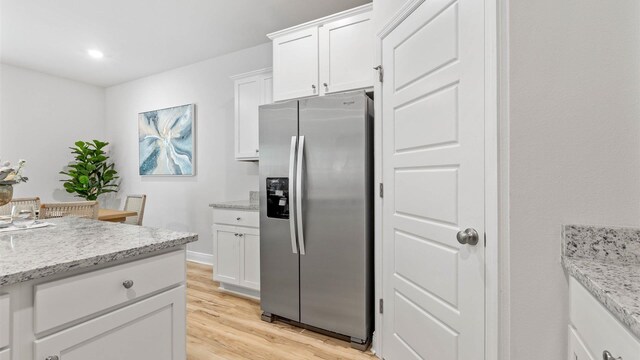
[{"left": 138, "top": 104, "right": 194, "bottom": 176}]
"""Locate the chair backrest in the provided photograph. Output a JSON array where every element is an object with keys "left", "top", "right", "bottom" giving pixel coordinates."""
[
  {"left": 39, "top": 201, "right": 99, "bottom": 220},
  {"left": 0, "top": 197, "right": 41, "bottom": 216},
  {"left": 124, "top": 194, "right": 146, "bottom": 225}
]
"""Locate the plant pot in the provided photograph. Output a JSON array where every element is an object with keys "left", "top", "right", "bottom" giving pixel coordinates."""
[{"left": 0, "top": 184, "right": 13, "bottom": 207}]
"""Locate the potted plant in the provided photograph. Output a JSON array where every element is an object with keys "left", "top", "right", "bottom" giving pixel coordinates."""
[
  {"left": 60, "top": 140, "right": 119, "bottom": 201},
  {"left": 0, "top": 159, "right": 28, "bottom": 206}
]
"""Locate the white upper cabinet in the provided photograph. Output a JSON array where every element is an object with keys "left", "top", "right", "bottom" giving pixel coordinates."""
[
  {"left": 232, "top": 68, "right": 272, "bottom": 161},
  {"left": 269, "top": 4, "right": 373, "bottom": 102},
  {"left": 272, "top": 27, "right": 319, "bottom": 102},
  {"left": 319, "top": 10, "right": 373, "bottom": 95}
]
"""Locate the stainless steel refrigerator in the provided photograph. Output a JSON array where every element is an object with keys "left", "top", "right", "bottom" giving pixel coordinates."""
[{"left": 259, "top": 90, "right": 373, "bottom": 349}]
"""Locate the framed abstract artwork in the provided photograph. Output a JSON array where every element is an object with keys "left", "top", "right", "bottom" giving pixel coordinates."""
[{"left": 138, "top": 104, "right": 195, "bottom": 176}]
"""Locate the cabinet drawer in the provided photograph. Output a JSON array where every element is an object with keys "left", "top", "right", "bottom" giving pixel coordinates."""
[
  {"left": 213, "top": 209, "right": 259, "bottom": 228},
  {"left": 570, "top": 277, "right": 640, "bottom": 359},
  {"left": 0, "top": 294, "right": 8, "bottom": 349},
  {"left": 35, "top": 286, "right": 185, "bottom": 360},
  {"left": 0, "top": 348, "right": 9, "bottom": 360},
  {"left": 34, "top": 250, "right": 185, "bottom": 334}
]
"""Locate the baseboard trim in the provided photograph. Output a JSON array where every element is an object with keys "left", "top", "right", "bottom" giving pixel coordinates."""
[{"left": 186, "top": 250, "right": 213, "bottom": 265}]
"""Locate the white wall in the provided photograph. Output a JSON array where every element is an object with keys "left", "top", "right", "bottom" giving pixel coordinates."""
[
  {"left": 0, "top": 64, "right": 105, "bottom": 201},
  {"left": 508, "top": 1, "right": 640, "bottom": 358},
  {"left": 105, "top": 43, "right": 272, "bottom": 255}
]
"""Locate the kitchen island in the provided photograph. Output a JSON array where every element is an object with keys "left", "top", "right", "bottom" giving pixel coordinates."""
[{"left": 0, "top": 217, "right": 197, "bottom": 360}]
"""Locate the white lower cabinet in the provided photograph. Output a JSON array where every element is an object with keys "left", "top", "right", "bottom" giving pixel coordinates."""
[
  {"left": 213, "top": 228, "right": 241, "bottom": 284},
  {"left": 1, "top": 249, "right": 187, "bottom": 360},
  {"left": 212, "top": 208, "right": 260, "bottom": 299},
  {"left": 569, "top": 277, "right": 640, "bottom": 360},
  {"left": 35, "top": 286, "right": 185, "bottom": 360},
  {"left": 0, "top": 294, "right": 9, "bottom": 350},
  {"left": 568, "top": 325, "right": 595, "bottom": 360}
]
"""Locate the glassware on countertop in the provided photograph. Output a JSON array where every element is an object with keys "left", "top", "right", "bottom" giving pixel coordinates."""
[
  {"left": 0, "top": 215, "right": 11, "bottom": 228},
  {"left": 11, "top": 204, "right": 36, "bottom": 228}
]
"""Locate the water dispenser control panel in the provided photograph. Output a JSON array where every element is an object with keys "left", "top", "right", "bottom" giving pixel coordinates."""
[{"left": 266, "top": 177, "right": 289, "bottom": 219}]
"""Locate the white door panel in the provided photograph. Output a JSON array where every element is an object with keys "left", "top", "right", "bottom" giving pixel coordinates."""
[{"left": 382, "top": 0, "right": 485, "bottom": 359}]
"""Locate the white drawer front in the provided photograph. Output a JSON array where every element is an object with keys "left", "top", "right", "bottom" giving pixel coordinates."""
[
  {"left": 213, "top": 209, "right": 259, "bottom": 228},
  {"left": 570, "top": 277, "right": 640, "bottom": 359},
  {"left": 0, "top": 294, "right": 9, "bottom": 349},
  {"left": 35, "top": 250, "right": 185, "bottom": 334},
  {"left": 0, "top": 348, "right": 9, "bottom": 360},
  {"left": 35, "top": 286, "right": 185, "bottom": 360}
]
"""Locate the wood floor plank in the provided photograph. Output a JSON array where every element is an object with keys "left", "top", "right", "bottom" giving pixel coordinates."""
[{"left": 186, "top": 261, "right": 378, "bottom": 360}]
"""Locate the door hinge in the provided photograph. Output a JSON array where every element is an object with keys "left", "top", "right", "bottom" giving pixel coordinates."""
[
  {"left": 484, "top": 232, "right": 487, "bottom": 247},
  {"left": 374, "top": 65, "right": 383, "bottom": 82},
  {"left": 379, "top": 183, "right": 384, "bottom": 198},
  {"left": 379, "top": 298, "right": 384, "bottom": 314}
]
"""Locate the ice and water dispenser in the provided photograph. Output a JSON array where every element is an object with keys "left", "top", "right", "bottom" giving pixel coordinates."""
[{"left": 266, "top": 177, "right": 289, "bottom": 219}]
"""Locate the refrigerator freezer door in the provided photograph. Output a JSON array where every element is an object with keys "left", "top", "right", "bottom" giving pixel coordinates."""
[
  {"left": 298, "top": 91, "right": 373, "bottom": 340},
  {"left": 259, "top": 100, "right": 300, "bottom": 322}
]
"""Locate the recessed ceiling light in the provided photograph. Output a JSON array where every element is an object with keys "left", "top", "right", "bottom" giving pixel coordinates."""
[{"left": 87, "top": 49, "right": 104, "bottom": 59}]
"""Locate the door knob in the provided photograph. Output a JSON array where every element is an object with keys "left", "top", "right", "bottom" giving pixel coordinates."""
[
  {"left": 603, "top": 350, "right": 622, "bottom": 360},
  {"left": 456, "top": 228, "right": 479, "bottom": 246}
]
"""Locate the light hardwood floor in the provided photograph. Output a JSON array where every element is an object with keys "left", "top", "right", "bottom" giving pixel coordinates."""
[{"left": 187, "top": 262, "right": 378, "bottom": 360}]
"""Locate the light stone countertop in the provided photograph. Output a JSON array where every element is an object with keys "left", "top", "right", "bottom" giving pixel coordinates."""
[
  {"left": 209, "top": 191, "right": 259, "bottom": 211},
  {"left": 562, "top": 224, "right": 640, "bottom": 339},
  {"left": 0, "top": 217, "right": 197, "bottom": 287}
]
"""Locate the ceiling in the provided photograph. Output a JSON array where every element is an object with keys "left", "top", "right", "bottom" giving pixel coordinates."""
[{"left": 0, "top": 0, "right": 371, "bottom": 87}]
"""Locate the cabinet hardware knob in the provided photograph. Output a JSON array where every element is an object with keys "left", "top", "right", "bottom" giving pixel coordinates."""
[
  {"left": 603, "top": 350, "right": 622, "bottom": 360},
  {"left": 323, "top": 82, "right": 328, "bottom": 90},
  {"left": 238, "top": 233, "right": 244, "bottom": 237},
  {"left": 236, "top": 217, "right": 241, "bottom": 221},
  {"left": 122, "top": 280, "right": 134, "bottom": 289},
  {"left": 311, "top": 84, "right": 316, "bottom": 91},
  {"left": 255, "top": 149, "right": 259, "bottom": 153},
  {"left": 46, "top": 356, "right": 60, "bottom": 360}
]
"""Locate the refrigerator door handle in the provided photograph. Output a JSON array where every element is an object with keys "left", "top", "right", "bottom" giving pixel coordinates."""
[
  {"left": 296, "top": 135, "right": 306, "bottom": 255},
  {"left": 288, "top": 136, "right": 298, "bottom": 254}
]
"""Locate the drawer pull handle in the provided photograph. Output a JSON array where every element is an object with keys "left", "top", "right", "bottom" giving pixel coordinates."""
[
  {"left": 603, "top": 350, "right": 622, "bottom": 360},
  {"left": 45, "top": 356, "right": 59, "bottom": 360},
  {"left": 122, "top": 280, "right": 134, "bottom": 289}
]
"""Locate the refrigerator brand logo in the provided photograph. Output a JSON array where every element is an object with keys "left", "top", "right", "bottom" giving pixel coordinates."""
[{"left": 343, "top": 101, "right": 355, "bottom": 105}]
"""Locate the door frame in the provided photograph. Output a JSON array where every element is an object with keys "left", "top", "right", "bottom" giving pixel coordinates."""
[{"left": 372, "top": 0, "right": 505, "bottom": 358}]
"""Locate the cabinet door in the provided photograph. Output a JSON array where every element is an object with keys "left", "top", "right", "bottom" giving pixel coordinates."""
[
  {"left": 35, "top": 286, "right": 186, "bottom": 360},
  {"left": 235, "top": 75, "right": 261, "bottom": 160},
  {"left": 272, "top": 27, "right": 319, "bottom": 102},
  {"left": 213, "top": 227, "right": 240, "bottom": 284},
  {"left": 239, "top": 231, "right": 260, "bottom": 291},
  {"left": 319, "top": 11, "right": 374, "bottom": 95},
  {"left": 0, "top": 348, "right": 9, "bottom": 360},
  {"left": 568, "top": 326, "right": 595, "bottom": 360}
]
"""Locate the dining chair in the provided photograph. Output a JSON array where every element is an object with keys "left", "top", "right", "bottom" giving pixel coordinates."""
[
  {"left": 0, "top": 197, "right": 41, "bottom": 216},
  {"left": 124, "top": 194, "right": 146, "bottom": 225},
  {"left": 39, "top": 201, "right": 99, "bottom": 220}
]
